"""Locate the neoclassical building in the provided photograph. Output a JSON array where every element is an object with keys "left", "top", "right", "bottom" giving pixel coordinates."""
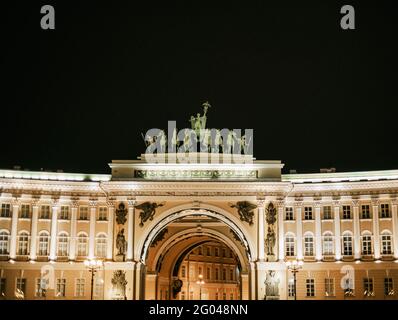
[{"left": 0, "top": 153, "right": 397, "bottom": 300}]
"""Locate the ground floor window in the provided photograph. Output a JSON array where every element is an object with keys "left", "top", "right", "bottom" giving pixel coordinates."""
[{"left": 306, "top": 279, "right": 315, "bottom": 297}]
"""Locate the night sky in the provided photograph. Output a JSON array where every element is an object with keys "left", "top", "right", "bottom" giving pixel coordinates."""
[{"left": 1, "top": 2, "right": 397, "bottom": 174}]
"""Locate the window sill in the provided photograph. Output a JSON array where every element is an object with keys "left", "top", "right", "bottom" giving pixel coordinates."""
[
  {"left": 341, "top": 219, "right": 353, "bottom": 222},
  {"left": 77, "top": 220, "right": 90, "bottom": 223},
  {"left": 302, "top": 220, "right": 314, "bottom": 223},
  {"left": 321, "top": 219, "right": 333, "bottom": 222},
  {"left": 284, "top": 220, "right": 295, "bottom": 223},
  {"left": 59, "top": 219, "right": 70, "bottom": 223},
  {"left": 360, "top": 218, "right": 372, "bottom": 222},
  {"left": 97, "top": 220, "right": 108, "bottom": 223},
  {"left": 19, "top": 218, "right": 31, "bottom": 221},
  {"left": 380, "top": 217, "right": 392, "bottom": 221},
  {"left": 38, "top": 218, "right": 51, "bottom": 222},
  {"left": 0, "top": 217, "right": 11, "bottom": 220}
]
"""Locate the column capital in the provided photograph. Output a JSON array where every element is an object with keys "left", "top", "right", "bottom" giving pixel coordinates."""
[
  {"left": 89, "top": 198, "right": 98, "bottom": 207},
  {"left": 371, "top": 198, "right": 380, "bottom": 206},
  {"left": 256, "top": 197, "right": 266, "bottom": 207},
  {"left": 390, "top": 197, "right": 397, "bottom": 206},
  {"left": 333, "top": 200, "right": 340, "bottom": 207},
  {"left": 314, "top": 202, "right": 322, "bottom": 209},
  {"left": 127, "top": 198, "right": 137, "bottom": 207},
  {"left": 293, "top": 201, "right": 303, "bottom": 208},
  {"left": 351, "top": 198, "right": 360, "bottom": 207}
]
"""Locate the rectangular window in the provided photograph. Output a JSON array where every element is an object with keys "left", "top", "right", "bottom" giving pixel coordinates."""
[
  {"left": 0, "top": 203, "right": 11, "bottom": 218},
  {"left": 363, "top": 278, "right": 374, "bottom": 297},
  {"left": 288, "top": 282, "right": 295, "bottom": 298},
  {"left": 325, "top": 278, "right": 335, "bottom": 296},
  {"left": 98, "top": 207, "right": 108, "bottom": 221},
  {"left": 56, "top": 278, "right": 66, "bottom": 297},
  {"left": 206, "top": 247, "right": 211, "bottom": 256},
  {"left": 94, "top": 278, "right": 103, "bottom": 298},
  {"left": 222, "top": 268, "right": 227, "bottom": 281},
  {"left": 222, "top": 248, "right": 226, "bottom": 257},
  {"left": 198, "top": 266, "right": 202, "bottom": 276},
  {"left": 304, "top": 207, "right": 313, "bottom": 220},
  {"left": 0, "top": 278, "right": 6, "bottom": 296},
  {"left": 285, "top": 207, "right": 294, "bottom": 221},
  {"left": 361, "top": 235, "right": 372, "bottom": 255},
  {"left": 207, "top": 267, "right": 211, "bottom": 280},
  {"left": 380, "top": 204, "right": 391, "bottom": 218},
  {"left": 75, "top": 278, "right": 85, "bottom": 297},
  {"left": 323, "top": 206, "right": 332, "bottom": 220},
  {"left": 381, "top": 234, "right": 392, "bottom": 255},
  {"left": 181, "top": 266, "right": 186, "bottom": 278},
  {"left": 16, "top": 278, "right": 26, "bottom": 296},
  {"left": 306, "top": 279, "right": 315, "bottom": 297},
  {"left": 20, "top": 204, "right": 30, "bottom": 218},
  {"left": 40, "top": 206, "right": 50, "bottom": 219},
  {"left": 198, "top": 247, "right": 202, "bottom": 255},
  {"left": 229, "top": 269, "right": 234, "bottom": 281},
  {"left": 361, "top": 205, "right": 371, "bottom": 219},
  {"left": 215, "top": 248, "right": 219, "bottom": 257},
  {"left": 215, "top": 268, "right": 219, "bottom": 280},
  {"left": 384, "top": 278, "right": 394, "bottom": 296},
  {"left": 59, "top": 206, "right": 69, "bottom": 220},
  {"left": 342, "top": 206, "right": 351, "bottom": 219},
  {"left": 79, "top": 207, "right": 88, "bottom": 220},
  {"left": 35, "top": 278, "right": 46, "bottom": 297}
]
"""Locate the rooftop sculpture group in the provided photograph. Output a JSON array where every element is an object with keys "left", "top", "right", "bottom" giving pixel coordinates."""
[{"left": 142, "top": 102, "right": 253, "bottom": 156}]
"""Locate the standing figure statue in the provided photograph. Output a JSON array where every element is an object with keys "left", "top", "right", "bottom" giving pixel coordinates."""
[
  {"left": 265, "top": 226, "right": 276, "bottom": 256},
  {"left": 116, "top": 228, "right": 127, "bottom": 256},
  {"left": 190, "top": 101, "right": 211, "bottom": 136},
  {"left": 265, "top": 270, "right": 280, "bottom": 298}
]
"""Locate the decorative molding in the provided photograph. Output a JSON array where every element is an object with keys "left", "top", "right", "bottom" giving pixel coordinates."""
[{"left": 230, "top": 201, "right": 257, "bottom": 225}]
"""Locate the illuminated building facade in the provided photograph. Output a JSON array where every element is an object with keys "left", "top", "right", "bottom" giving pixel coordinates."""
[{"left": 0, "top": 154, "right": 398, "bottom": 300}]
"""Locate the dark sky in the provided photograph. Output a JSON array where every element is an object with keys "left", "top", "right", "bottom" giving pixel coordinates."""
[{"left": 1, "top": 1, "right": 397, "bottom": 174}]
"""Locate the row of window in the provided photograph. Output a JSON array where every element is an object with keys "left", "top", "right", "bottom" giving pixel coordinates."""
[
  {"left": 285, "top": 231, "right": 394, "bottom": 257},
  {"left": 193, "top": 246, "right": 234, "bottom": 258},
  {"left": 288, "top": 277, "right": 394, "bottom": 298},
  {"left": 0, "top": 204, "right": 108, "bottom": 221},
  {"left": 285, "top": 204, "right": 393, "bottom": 221},
  {"left": 0, "top": 277, "right": 103, "bottom": 298},
  {"left": 179, "top": 291, "right": 236, "bottom": 300},
  {"left": 181, "top": 265, "right": 236, "bottom": 281},
  {"left": 0, "top": 230, "right": 108, "bottom": 258}
]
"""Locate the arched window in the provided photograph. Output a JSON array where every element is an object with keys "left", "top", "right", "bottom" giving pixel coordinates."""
[
  {"left": 77, "top": 233, "right": 88, "bottom": 257},
  {"left": 285, "top": 233, "right": 295, "bottom": 257},
  {"left": 322, "top": 232, "right": 334, "bottom": 255},
  {"left": 342, "top": 232, "right": 353, "bottom": 256},
  {"left": 95, "top": 234, "right": 107, "bottom": 258},
  {"left": 361, "top": 231, "right": 373, "bottom": 255},
  {"left": 38, "top": 231, "right": 50, "bottom": 256},
  {"left": 57, "top": 232, "right": 69, "bottom": 257},
  {"left": 18, "top": 231, "right": 29, "bottom": 255},
  {"left": 381, "top": 231, "right": 393, "bottom": 255},
  {"left": 304, "top": 233, "right": 314, "bottom": 256},
  {"left": 0, "top": 230, "right": 10, "bottom": 255}
]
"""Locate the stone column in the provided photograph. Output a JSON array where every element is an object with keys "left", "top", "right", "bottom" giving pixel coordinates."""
[
  {"left": 106, "top": 201, "right": 115, "bottom": 260},
  {"left": 278, "top": 202, "right": 285, "bottom": 261},
  {"left": 333, "top": 202, "right": 341, "bottom": 260},
  {"left": 372, "top": 200, "right": 380, "bottom": 259},
  {"left": 68, "top": 200, "right": 78, "bottom": 261},
  {"left": 49, "top": 203, "right": 59, "bottom": 261},
  {"left": 88, "top": 200, "right": 97, "bottom": 259},
  {"left": 295, "top": 203, "right": 303, "bottom": 260},
  {"left": 29, "top": 203, "right": 39, "bottom": 261},
  {"left": 315, "top": 203, "right": 322, "bottom": 261},
  {"left": 352, "top": 200, "right": 361, "bottom": 259},
  {"left": 127, "top": 199, "right": 135, "bottom": 261},
  {"left": 257, "top": 198, "right": 265, "bottom": 261},
  {"left": 9, "top": 200, "right": 20, "bottom": 260},
  {"left": 391, "top": 199, "right": 398, "bottom": 259}
]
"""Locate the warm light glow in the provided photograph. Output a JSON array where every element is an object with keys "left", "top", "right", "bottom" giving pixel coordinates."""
[{"left": 9, "top": 259, "right": 15, "bottom": 264}]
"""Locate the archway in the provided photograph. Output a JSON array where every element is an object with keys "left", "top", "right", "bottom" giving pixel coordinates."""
[{"left": 138, "top": 206, "right": 253, "bottom": 300}]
